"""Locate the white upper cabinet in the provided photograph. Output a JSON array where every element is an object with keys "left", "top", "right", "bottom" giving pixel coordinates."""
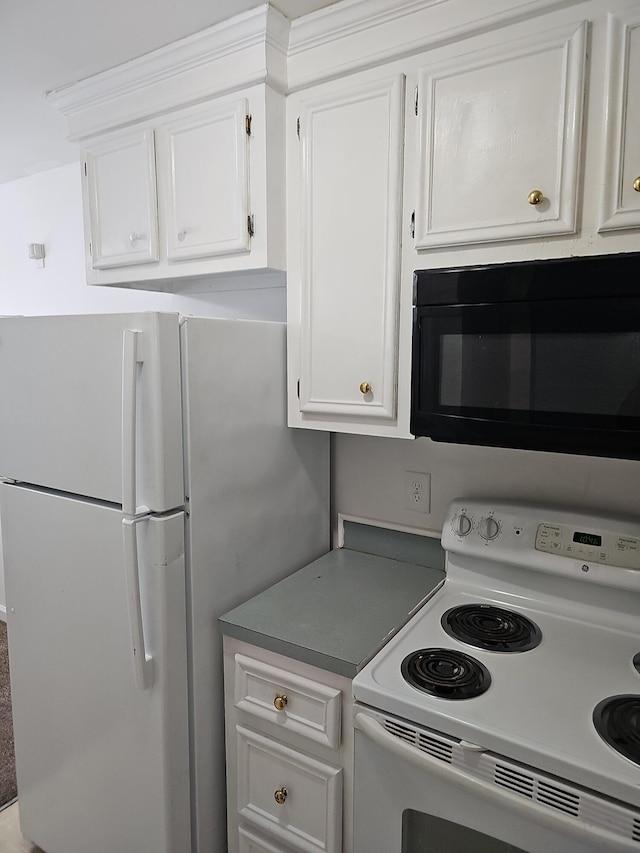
[
  {"left": 156, "top": 98, "right": 251, "bottom": 261},
  {"left": 415, "top": 21, "right": 587, "bottom": 249},
  {"left": 51, "top": 6, "right": 288, "bottom": 292},
  {"left": 599, "top": 7, "right": 640, "bottom": 231},
  {"left": 84, "top": 128, "right": 159, "bottom": 269},
  {"left": 287, "top": 70, "right": 408, "bottom": 435}
]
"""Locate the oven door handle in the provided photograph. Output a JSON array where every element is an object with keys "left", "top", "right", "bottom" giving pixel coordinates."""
[{"left": 354, "top": 711, "right": 638, "bottom": 852}]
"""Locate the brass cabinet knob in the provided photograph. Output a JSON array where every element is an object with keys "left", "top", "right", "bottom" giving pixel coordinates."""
[
  {"left": 274, "top": 787, "right": 288, "bottom": 805},
  {"left": 633, "top": 177, "right": 640, "bottom": 193},
  {"left": 359, "top": 382, "right": 372, "bottom": 395},
  {"left": 527, "top": 189, "right": 544, "bottom": 205},
  {"left": 274, "top": 694, "right": 288, "bottom": 712}
]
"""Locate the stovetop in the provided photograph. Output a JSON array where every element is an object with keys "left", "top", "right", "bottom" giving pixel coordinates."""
[{"left": 352, "top": 499, "right": 640, "bottom": 810}]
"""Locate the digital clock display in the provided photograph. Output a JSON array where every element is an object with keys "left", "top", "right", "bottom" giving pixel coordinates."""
[{"left": 573, "top": 531, "right": 602, "bottom": 547}]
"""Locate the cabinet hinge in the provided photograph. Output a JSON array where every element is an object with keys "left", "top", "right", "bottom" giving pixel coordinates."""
[
  {"left": 246, "top": 114, "right": 252, "bottom": 136},
  {"left": 296, "top": 117, "right": 300, "bottom": 139},
  {"left": 247, "top": 215, "right": 255, "bottom": 238},
  {"left": 297, "top": 380, "right": 300, "bottom": 400},
  {"left": 84, "top": 162, "right": 87, "bottom": 177},
  {"left": 414, "top": 86, "right": 419, "bottom": 116},
  {"left": 410, "top": 210, "right": 416, "bottom": 239}
]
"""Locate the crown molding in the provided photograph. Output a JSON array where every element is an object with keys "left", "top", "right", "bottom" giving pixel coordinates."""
[
  {"left": 287, "top": 0, "right": 588, "bottom": 89},
  {"left": 48, "top": 3, "right": 289, "bottom": 125},
  {"left": 48, "top": 0, "right": 590, "bottom": 140}
]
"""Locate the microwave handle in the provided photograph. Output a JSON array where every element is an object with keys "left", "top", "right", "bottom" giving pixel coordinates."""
[{"left": 354, "top": 712, "right": 636, "bottom": 852}]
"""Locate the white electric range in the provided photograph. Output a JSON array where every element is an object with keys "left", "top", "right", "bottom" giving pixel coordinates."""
[{"left": 352, "top": 499, "right": 640, "bottom": 853}]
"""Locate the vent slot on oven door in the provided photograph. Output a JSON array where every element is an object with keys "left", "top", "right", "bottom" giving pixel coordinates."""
[
  {"left": 383, "top": 718, "right": 453, "bottom": 763},
  {"left": 494, "top": 763, "right": 535, "bottom": 799},
  {"left": 378, "top": 713, "right": 640, "bottom": 846}
]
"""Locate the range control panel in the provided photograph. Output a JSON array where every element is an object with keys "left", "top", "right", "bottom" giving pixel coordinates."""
[
  {"left": 535, "top": 523, "right": 640, "bottom": 570},
  {"left": 442, "top": 499, "right": 640, "bottom": 589}
]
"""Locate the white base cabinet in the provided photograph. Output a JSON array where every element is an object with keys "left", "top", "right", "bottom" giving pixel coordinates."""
[{"left": 224, "top": 638, "right": 354, "bottom": 853}]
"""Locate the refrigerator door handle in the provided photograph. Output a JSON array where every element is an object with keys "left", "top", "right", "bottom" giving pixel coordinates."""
[
  {"left": 122, "top": 516, "right": 154, "bottom": 690},
  {"left": 122, "top": 329, "right": 150, "bottom": 517}
]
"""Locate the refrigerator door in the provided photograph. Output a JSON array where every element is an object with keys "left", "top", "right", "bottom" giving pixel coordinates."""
[
  {"left": 0, "top": 312, "right": 183, "bottom": 512},
  {"left": 1, "top": 484, "right": 190, "bottom": 853}
]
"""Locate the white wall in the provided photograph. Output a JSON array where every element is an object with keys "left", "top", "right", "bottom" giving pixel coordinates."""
[
  {"left": 333, "top": 434, "right": 640, "bottom": 537},
  {"left": 0, "top": 162, "right": 287, "bottom": 319},
  {"left": 0, "top": 161, "right": 286, "bottom": 617}
]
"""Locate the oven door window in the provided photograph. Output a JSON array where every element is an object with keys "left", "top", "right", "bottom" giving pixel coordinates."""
[{"left": 403, "top": 810, "right": 528, "bottom": 853}]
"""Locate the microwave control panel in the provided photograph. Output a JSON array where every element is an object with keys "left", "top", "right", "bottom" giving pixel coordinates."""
[{"left": 535, "top": 523, "right": 640, "bottom": 571}]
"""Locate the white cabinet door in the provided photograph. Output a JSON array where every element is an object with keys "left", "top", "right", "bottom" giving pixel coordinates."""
[
  {"left": 157, "top": 98, "right": 251, "bottom": 261},
  {"left": 84, "top": 128, "right": 159, "bottom": 268},
  {"left": 415, "top": 21, "right": 587, "bottom": 248},
  {"left": 294, "top": 74, "right": 405, "bottom": 423},
  {"left": 599, "top": 8, "right": 640, "bottom": 231}
]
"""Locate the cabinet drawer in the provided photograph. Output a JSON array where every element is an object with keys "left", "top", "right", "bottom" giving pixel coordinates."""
[
  {"left": 237, "top": 726, "right": 342, "bottom": 853},
  {"left": 239, "top": 825, "right": 296, "bottom": 853},
  {"left": 234, "top": 654, "right": 341, "bottom": 749}
]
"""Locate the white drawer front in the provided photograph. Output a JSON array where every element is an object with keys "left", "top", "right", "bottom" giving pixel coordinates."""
[
  {"left": 239, "top": 824, "right": 296, "bottom": 853},
  {"left": 234, "top": 654, "right": 342, "bottom": 749},
  {"left": 237, "top": 726, "right": 342, "bottom": 853}
]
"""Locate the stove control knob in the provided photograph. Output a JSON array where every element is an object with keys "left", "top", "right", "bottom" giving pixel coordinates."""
[
  {"left": 478, "top": 516, "right": 500, "bottom": 541},
  {"left": 452, "top": 513, "right": 472, "bottom": 537}
]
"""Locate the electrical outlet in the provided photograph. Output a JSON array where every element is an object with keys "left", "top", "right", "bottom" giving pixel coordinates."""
[{"left": 404, "top": 471, "right": 431, "bottom": 513}]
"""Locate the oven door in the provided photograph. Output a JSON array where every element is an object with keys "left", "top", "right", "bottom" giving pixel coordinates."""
[{"left": 353, "top": 707, "right": 639, "bottom": 853}]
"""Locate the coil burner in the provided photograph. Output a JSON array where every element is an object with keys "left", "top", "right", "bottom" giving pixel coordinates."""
[
  {"left": 442, "top": 604, "right": 542, "bottom": 653},
  {"left": 401, "top": 648, "right": 491, "bottom": 700}
]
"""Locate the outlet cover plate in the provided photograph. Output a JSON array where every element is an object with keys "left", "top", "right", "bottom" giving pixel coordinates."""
[{"left": 404, "top": 471, "right": 431, "bottom": 513}]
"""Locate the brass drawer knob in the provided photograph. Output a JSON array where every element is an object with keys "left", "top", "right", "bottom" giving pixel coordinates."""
[
  {"left": 633, "top": 177, "right": 640, "bottom": 193},
  {"left": 274, "top": 787, "right": 288, "bottom": 805},
  {"left": 527, "top": 189, "right": 544, "bottom": 205},
  {"left": 274, "top": 694, "right": 288, "bottom": 712},
  {"left": 359, "top": 382, "right": 372, "bottom": 395}
]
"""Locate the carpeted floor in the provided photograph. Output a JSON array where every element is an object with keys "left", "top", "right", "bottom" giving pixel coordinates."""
[{"left": 0, "top": 621, "right": 17, "bottom": 810}]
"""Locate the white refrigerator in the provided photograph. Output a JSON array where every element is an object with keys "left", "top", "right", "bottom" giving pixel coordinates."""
[{"left": 0, "top": 312, "right": 329, "bottom": 853}]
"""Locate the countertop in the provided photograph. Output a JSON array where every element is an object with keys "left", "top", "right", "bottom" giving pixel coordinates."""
[{"left": 219, "top": 522, "right": 446, "bottom": 678}]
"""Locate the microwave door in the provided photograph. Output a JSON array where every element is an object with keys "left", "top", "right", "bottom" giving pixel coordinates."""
[{"left": 412, "top": 296, "right": 640, "bottom": 459}]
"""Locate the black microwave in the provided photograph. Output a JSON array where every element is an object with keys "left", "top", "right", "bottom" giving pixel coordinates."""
[{"left": 411, "top": 253, "right": 640, "bottom": 460}]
